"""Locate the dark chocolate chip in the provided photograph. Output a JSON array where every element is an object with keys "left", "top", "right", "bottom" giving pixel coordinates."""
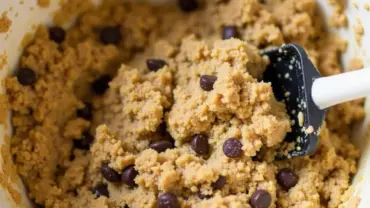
[
  {"left": 199, "top": 75, "right": 217, "bottom": 91},
  {"left": 69, "top": 153, "right": 75, "bottom": 161},
  {"left": 157, "top": 122, "right": 167, "bottom": 137},
  {"left": 49, "top": 27, "right": 66, "bottom": 43},
  {"left": 92, "top": 75, "right": 112, "bottom": 95},
  {"left": 250, "top": 189, "right": 272, "bottom": 208},
  {"left": 149, "top": 140, "right": 174, "bottom": 153},
  {"left": 222, "top": 26, "right": 239, "bottom": 40},
  {"left": 76, "top": 102, "right": 92, "bottom": 120},
  {"left": 101, "top": 163, "right": 120, "bottom": 183},
  {"left": 146, "top": 59, "right": 167, "bottom": 72},
  {"left": 197, "top": 192, "right": 211, "bottom": 199},
  {"left": 284, "top": 135, "right": 295, "bottom": 142},
  {"left": 191, "top": 134, "right": 209, "bottom": 155},
  {"left": 92, "top": 183, "right": 109, "bottom": 198},
  {"left": 157, "top": 193, "right": 180, "bottom": 208},
  {"left": 73, "top": 133, "right": 94, "bottom": 150},
  {"left": 252, "top": 149, "right": 263, "bottom": 162},
  {"left": 100, "top": 26, "right": 121, "bottom": 45},
  {"left": 178, "top": 0, "right": 198, "bottom": 12},
  {"left": 164, "top": 136, "right": 176, "bottom": 147},
  {"left": 17, "top": 68, "right": 36, "bottom": 86},
  {"left": 276, "top": 168, "right": 298, "bottom": 190},
  {"left": 35, "top": 203, "right": 45, "bottom": 208},
  {"left": 223, "top": 138, "right": 243, "bottom": 158},
  {"left": 70, "top": 189, "right": 78, "bottom": 197},
  {"left": 251, "top": 155, "right": 259, "bottom": 161},
  {"left": 212, "top": 175, "right": 226, "bottom": 190},
  {"left": 121, "top": 165, "right": 138, "bottom": 187}
]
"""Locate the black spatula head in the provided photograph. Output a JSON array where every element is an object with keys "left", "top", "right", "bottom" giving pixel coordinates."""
[{"left": 262, "top": 44, "right": 326, "bottom": 158}]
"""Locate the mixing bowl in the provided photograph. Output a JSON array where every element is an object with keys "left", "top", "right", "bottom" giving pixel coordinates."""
[{"left": 0, "top": 0, "right": 369, "bottom": 207}]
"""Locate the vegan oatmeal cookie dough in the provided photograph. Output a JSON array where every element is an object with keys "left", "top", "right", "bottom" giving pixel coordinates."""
[{"left": 5, "top": 0, "right": 364, "bottom": 208}]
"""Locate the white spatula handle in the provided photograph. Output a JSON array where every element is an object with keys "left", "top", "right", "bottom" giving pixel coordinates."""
[{"left": 312, "top": 68, "right": 370, "bottom": 109}]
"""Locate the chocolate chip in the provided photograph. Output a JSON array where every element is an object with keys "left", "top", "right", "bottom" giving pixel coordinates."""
[
  {"left": 92, "top": 183, "right": 109, "bottom": 198},
  {"left": 70, "top": 189, "right": 78, "bottom": 197},
  {"left": 76, "top": 102, "right": 92, "bottom": 120},
  {"left": 223, "top": 138, "right": 243, "bottom": 158},
  {"left": 149, "top": 140, "right": 174, "bottom": 153},
  {"left": 164, "top": 136, "right": 176, "bottom": 146},
  {"left": 49, "top": 27, "right": 66, "bottom": 43},
  {"left": 121, "top": 165, "right": 138, "bottom": 187},
  {"left": 92, "top": 75, "right": 112, "bottom": 95},
  {"left": 250, "top": 189, "right": 271, "bottom": 208},
  {"left": 197, "top": 192, "right": 211, "bottom": 199},
  {"left": 157, "top": 193, "right": 180, "bottom": 208},
  {"left": 146, "top": 59, "right": 167, "bottom": 72},
  {"left": 101, "top": 163, "right": 120, "bottom": 183},
  {"left": 276, "top": 168, "right": 298, "bottom": 190},
  {"left": 222, "top": 26, "right": 239, "bottom": 40},
  {"left": 178, "top": 0, "right": 198, "bottom": 12},
  {"left": 17, "top": 68, "right": 36, "bottom": 86},
  {"left": 199, "top": 75, "right": 217, "bottom": 91},
  {"left": 251, "top": 155, "right": 259, "bottom": 161},
  {"left": 73, "top": 133, "right": 94, "bottom": 150},
  {"left": 35, "top": 203, "right": 45, "bottom": 208},
  {"left": 157, "top": 122, "right": 167, "bottom": 137},
  {"left": 191, "top": 134, "right": 209, "bottom": 155},
  {"left": 252, "top": 149, "right": 263, "bottom": 162},
  {"left": 69, "top": 153, "right": 75, "bottom": 161},
  {"left": 100, "top": 26, "right": 121, "bottom": 45},
  {"left": 212, "top": 175, "right": 226, "bottom": 190}
]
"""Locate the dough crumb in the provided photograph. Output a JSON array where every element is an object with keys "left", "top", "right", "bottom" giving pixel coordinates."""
[
  {"left": 353, "top": 19, "right": 364, "bottom": 45},
  {"left": 37, "top": 0, "right": 50, "bottom": 8},
  {"left": 365, "top": 3, "right": 370, "bottom": 11},
  {"left": 298, "top": 111, "right": 304, "bottom": 127},
  {"left": 0, "top": 12, "right": 12, "bottom": 33},
  {"left": 305, "top": 125, "right": 314, "bottom": 134},
  {"left": 349, "top": 58, "right": 364, "bottom": 70},
  {"left": 0, "top": 52, "right": 7, "bottom": 71},
  {"left": 352, "top": 2, "right": 359, "bottom": 9}
]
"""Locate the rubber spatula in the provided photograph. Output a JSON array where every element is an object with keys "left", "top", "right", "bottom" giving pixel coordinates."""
[{"left": 262, "top": 44, "right": 368, "bottom": 158}]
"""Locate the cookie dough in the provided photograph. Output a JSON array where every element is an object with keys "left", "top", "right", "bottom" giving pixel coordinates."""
[
  {"left": 5, "top": 0, "right": 365, "bottom": 208},
  {"left": 0, "top": 11, "right": 12, "bottom": 33}
]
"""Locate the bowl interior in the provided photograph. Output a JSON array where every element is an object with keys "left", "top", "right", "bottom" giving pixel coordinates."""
[{"left": 0, "top": 0, "right": 369, "bottom": 207}]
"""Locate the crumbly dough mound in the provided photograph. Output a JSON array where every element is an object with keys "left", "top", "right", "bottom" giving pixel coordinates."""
[
  {"left": 93, "top": 64, "right": 173, "bottom": 152},
  {"left": 5, "top": 0, "right": 364, "bottom": 208},
  {"left": 167, "top": 37, "right": 290, "bottom": 151}
]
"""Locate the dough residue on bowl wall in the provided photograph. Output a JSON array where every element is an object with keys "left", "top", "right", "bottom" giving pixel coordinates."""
[
  {"left": 365, "top": 3, "right": 370, "bottom": 11},
  {"left": 0, "top": 94, "right": 23, "bottom": 206},
  {"left": 0, "top": 52, "right": 7, "bottom": 71},
  {"left": 37, "top": 0, "right": 50, "bottom": 8},
  {"left": 349, "top": 57, "right": 364, "bottom": 70},
  {"left": 0, "top": 11, "right": 12, "bottom": 33},
  {"left": 327, "top": 0, "right": 348, "bottom": 27},
  {"left": 353, "top": 18, "right": 364, "bottom": 45}
]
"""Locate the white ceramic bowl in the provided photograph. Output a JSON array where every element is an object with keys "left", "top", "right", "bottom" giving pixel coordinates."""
[{"left": 0, "top": 0, "right": 369, "bottom": 207}]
